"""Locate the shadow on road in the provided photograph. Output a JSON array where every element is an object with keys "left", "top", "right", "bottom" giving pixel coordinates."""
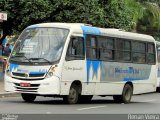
[
  {"left": 2, "top": 94, "right": 157, "bottom": 105},
  {"left": 26, "top": 99, "right": 154, "bottom": 105}
]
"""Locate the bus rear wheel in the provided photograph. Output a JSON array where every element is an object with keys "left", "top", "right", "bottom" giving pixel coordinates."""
[
  {"left": 21, "top": 93, "right": 36, "bottom": 102},
  {"left": 113, "top": 84, "right": 133, "bottom": 103},
  {"left": 63, "top": 85, "right": 79, "bottom": 104}
]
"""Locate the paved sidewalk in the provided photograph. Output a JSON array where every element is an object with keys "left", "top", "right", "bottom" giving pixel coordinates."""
[
  {"left": 0, "top": 80, "right": 20, "bottom": 98},
  {"left": 0, "top": 80, "right": 5, "bottom": 93}
]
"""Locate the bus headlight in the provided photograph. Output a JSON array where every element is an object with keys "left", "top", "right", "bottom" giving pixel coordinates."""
[{"left": 46, "top": 65, "right": 57, "bottom": 78}]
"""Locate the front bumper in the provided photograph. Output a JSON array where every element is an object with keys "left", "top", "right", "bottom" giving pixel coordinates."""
[{"left": 4, "top": 74, "right": 60, "bottom": 95}]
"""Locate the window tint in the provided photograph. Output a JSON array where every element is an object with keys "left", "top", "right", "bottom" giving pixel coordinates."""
[
  {"left": 132, "top": 42, "right": 146, "bottom": 64},
  {"left": 148, "top": 44, "right": 154, "bottom": 53},
  {"left": 133, "top": 53, "right": 146, "bottom": 63},
  {"left": 147, "top": 54, "right": 155, "bottom": 63},
  {"left": 116, "top": 51, "right": 131, "bottom": 61},
  {"left": 85, "top": 34, "right": 155, "bottom": 65},
  {"left": 86, "top": 36, "right": 98, "bottom": 59},
  {"left": 66, "top": 37, "right": 84, "bottom": 60},
  {"left": 116, "top": 39, "right": 131, "bottom": 61},
  {"left": 98, "top": 37, "right": 115, "bottom": 60},
  {"left": 116, "top": 40, "right": 130, "bottom": 50},
  {"left": 147, "top": 43, "right": 155, "bottom": 64},
  {"left": 98, "top": 37, "right": 114, "bottom": 49},
  {"left": 132, "top": 42, "right": 145, "bottom": 53}
]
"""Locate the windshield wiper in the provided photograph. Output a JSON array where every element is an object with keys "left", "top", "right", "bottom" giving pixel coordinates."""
[
  {"left": 29, "top": 58, "right": 52, "bottom": 64},
  {"left": 11, "top": 55, "right": 32, "bottom": 63}
]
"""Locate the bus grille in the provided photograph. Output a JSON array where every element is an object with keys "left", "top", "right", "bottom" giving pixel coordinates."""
[
  {"left": 12, "top": 72, "right": 46, "bottom": 80},
  {"left": 12, "top": 72, "right": 26, "bottom": 77},
  {"left": 14, "top": 83, "right": 40, "bottom": 92},
  {"left": 29, "top": 73, "right": 45, "bottom": 77}
]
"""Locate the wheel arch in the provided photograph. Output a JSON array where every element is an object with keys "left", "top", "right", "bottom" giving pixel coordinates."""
[
  {"left": 124, "top": 81, "right": 134, "bottom": 94},
  {"left": 70, "top": 80, "right": 82, "bottom": 94},
  {"left": 125, "top": 81, "right": 134, "bottom": 89}
]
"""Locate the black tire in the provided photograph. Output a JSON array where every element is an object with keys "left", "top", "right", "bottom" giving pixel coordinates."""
[
  {"left": 156, "top": 87, "right": 160, "bottom": 92},
  {"left": 113, "top": 84, "right": 133, "bottom": 103},
  {"left": 63, "top": 85, "right": 79, "bottom": 104},
  {"left": 21, "top": 93, "right": 36, "bottom": 103},
  {"left": 79, "top": 95, "right": 93, "bottom": 103}
]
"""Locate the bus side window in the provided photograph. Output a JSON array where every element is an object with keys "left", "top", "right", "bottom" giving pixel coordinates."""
[
  {"left": 66, "top": 37, "right": 84, "bottom": 60},
  {"left": 86, "top": 36, "right": 98, "bottom": 60}
]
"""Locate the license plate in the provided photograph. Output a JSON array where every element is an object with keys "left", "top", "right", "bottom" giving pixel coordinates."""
[{"left": 20, "top": 82, "right": 31, "bottom": 87}]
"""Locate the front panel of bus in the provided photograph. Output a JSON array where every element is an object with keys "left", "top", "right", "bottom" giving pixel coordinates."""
[{"left": 5, "top": 26, "right": 69, "bottom": 95}]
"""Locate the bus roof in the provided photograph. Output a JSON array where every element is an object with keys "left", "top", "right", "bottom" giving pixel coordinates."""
[{"left": 27, "top": 23, "right": 155, "bottom": 42}]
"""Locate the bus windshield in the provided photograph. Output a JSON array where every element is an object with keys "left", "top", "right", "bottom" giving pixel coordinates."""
[{"left": 10, "top": 27, "right": 69, "bottom": 64}]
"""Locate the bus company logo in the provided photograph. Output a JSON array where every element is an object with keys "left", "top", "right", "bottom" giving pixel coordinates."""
[
  {"left": 17, "top": 69, "right": 28, "bottom": 73},
  {"left": 115, "top": 67, "right": 139, "bottom": 74}
]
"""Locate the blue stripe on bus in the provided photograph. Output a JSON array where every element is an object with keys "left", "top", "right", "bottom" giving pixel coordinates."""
[
  {"left": 81, "top": 26, "right": 101, "bottom": 35},
  {"left": 123, "top": 77, "right": 146, "bottom": 81},
  {"left": 29, "top": 72, "right": 47, "bottom": 74},
  {"left": 10, "top": 64, "right": 19, "bottom": 72},
  {"left": 81, "top": 25, "right": 102, "bottom": 82},
  {"left": 86, "top": 60, "right": 102, "bottom": 82}
]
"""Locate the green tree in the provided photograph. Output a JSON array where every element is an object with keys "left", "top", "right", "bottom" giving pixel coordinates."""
[
  {"left": 133, "top": 1, "right": 160, "bottom": 40},
  {"left": 0, "top": 0, "right": 53, "bottom": 44},
  {"left": 49, "top": 0, "right": 105, "bottom": 27},
  {"left": 142, "top": 2, "right": 160, "bottom": 27},
  {"left": 100, "top": 0, "right": 134, "bottom": 31},
  {"left": 123, "top": 0, "right": 160, "bottom": 35},
  {"left": 124, "top": 0, "right": 144, "bottom": 31}
]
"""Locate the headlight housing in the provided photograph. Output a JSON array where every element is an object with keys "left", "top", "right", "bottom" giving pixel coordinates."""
[{"left": 45, "top": 65, "right": 57, "bottom": 78}]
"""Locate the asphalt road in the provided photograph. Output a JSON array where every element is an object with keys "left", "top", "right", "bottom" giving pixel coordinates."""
[{"left": 0, "top": 92, "right": 160, "bottom": 114}]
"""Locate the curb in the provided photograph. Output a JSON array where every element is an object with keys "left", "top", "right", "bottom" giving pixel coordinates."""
[{"left": 0, "top": 92, "right": 20, "bottom": 98}]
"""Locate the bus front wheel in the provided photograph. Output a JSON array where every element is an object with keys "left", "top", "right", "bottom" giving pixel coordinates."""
[
  {"left": 63, "top": 84, "right": 79, "bottom": 104},
  {"left": 113, "top": 84, "right": 133, "bottom": 103},
  {"left": 21, "top": 93, "right": 36, "bottom": 102}
]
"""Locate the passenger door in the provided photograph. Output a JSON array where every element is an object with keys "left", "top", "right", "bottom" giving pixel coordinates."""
[{"left": 62, "top": 36, "right": 86, "bottom": 83}]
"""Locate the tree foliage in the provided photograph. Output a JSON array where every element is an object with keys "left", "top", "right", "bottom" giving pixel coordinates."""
[
  {"left": 102, "top": 0, "right": 133, "bottom": 31},
  {"left": 0, "top": 0, "right": 53, "bottom": 44},
  {"left": 49, "top": 0, "right": 105, "bottom": 27},
  {"left": 133, "top": 0, "right": 160, "bottom": 39}
]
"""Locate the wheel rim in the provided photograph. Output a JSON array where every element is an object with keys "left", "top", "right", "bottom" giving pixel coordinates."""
[
  {"left": 124, "top": 87, "right": 131, "bottom": 101},
  {"left": 69, "top": 88, "right": 77, "bottom": 102}
]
